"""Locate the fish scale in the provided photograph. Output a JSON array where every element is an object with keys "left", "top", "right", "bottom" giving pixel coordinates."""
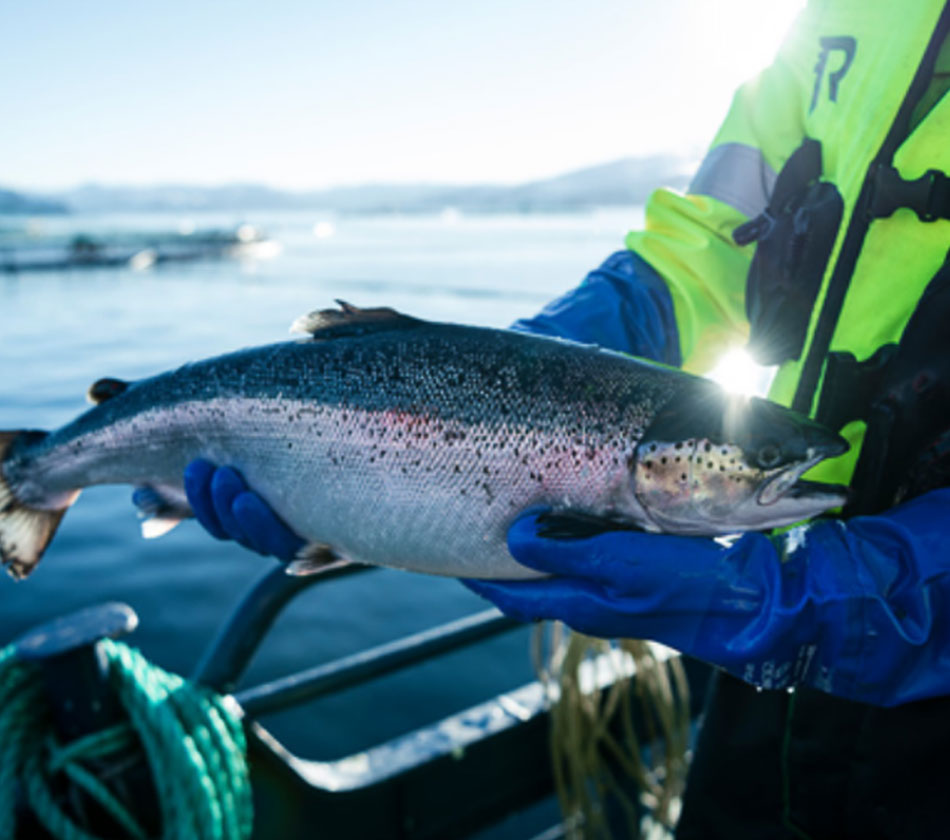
[{"left": 0, "top": 303, "right": 849, "bottom": 580}]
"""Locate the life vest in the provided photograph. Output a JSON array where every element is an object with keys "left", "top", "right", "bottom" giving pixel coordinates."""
[
  {"left": 627, "top": 0, "right": 950, "bottom": 500},
  {"left": 631, "top": 5, "right": 950, "bottom": 836}
]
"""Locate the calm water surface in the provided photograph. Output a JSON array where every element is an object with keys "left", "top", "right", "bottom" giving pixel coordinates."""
[{"left": 0, "top": 207, "right": 641, "bottom": 758}]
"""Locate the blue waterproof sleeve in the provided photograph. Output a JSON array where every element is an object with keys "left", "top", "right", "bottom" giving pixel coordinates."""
[
  {"left": 465, "top": 488, "right": 950, "bottom": 707},
  {"left": 512, "top": 250, "right": 681, "bottom": 365}
]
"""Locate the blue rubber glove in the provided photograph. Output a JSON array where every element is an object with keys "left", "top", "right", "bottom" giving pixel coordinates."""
[
  {"left": 466, "top": 488, "right": 950, "bottom": 707},
  {"left": 182, "top": 459, "right": 305, "bottom": 560}
]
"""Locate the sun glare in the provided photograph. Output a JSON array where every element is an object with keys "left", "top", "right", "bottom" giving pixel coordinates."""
[
  {"left": 313, "top": 221, "right": 336, "bottom": 239},
  {"left": 705, "top": 348, "right": 777, "bottom": 398}
]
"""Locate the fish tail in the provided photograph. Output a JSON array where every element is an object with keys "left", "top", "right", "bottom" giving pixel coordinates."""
[{"left": 0, "top": 431, "right": 78, "bottom": 581}]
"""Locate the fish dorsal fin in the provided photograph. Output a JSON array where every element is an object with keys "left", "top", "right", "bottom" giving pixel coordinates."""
[
  {"left": 87, "top": 377, "right": 130, "bottom": 405},
  {"left": 289, "top": 300, "right": 421, "bottom": 340}
]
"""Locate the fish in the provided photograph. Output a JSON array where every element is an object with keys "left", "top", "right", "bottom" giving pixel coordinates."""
[{"left": 0, "top": 302, "right": 848, "bottom": 581}]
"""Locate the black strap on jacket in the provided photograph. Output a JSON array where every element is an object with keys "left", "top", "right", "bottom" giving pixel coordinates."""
[
  {"left": 733, "top": 139, "right": 824, "bottom": 246},
  {"left": 731, "top": 139, "right": 845, "bottom": 366},
  {"left": 814, "top": 248, "right": 950, "bottom": 516},
  {"left": 867, "top": 162, "right": 950, "bottom": 221}
]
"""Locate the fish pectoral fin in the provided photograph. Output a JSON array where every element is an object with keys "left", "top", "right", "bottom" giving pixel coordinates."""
[
  {"left": 141, "top": 517, "right": 183, "bottom": 539},
  {"left": 285, "top": 543, "right": 349, "bottom": 576},
  {"left": 535, "top": 511, "right": 645, "bottom": 541},
  {"left": 87, "top": 377, "right": 130, "bottom": 405},
  {"left": 289, "top": 300, "right": 422, "bottom": 340},
  {"left": 132, "top": 485, "right": 192, "bottom": 539}
]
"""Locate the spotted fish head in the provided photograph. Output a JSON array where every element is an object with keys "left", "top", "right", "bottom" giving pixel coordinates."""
[{"left": 631, "top": 380, "right": 849, "bottom": 535}]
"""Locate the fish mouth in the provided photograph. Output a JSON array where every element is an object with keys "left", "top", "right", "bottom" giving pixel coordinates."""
[{"left": 757, "top": 453, "right": 849, "bottom": 507}]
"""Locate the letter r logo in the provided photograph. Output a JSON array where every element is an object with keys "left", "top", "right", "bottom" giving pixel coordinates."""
[{"left": 810, "top": 36, "right": 857, "bottom": 113}]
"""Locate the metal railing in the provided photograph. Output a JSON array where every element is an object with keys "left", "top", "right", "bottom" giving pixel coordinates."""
[{"left": 12, "top": 558, "right": 709, "bottom": 840}]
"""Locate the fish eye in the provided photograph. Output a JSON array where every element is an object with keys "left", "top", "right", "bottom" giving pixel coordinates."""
[{"left": 756, "top": 442, "right": 782, "bottom": 469}]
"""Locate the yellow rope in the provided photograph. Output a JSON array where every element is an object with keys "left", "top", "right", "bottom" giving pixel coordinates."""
[{"left": 536, "top": 625, "right": 690, "bottom": 839}]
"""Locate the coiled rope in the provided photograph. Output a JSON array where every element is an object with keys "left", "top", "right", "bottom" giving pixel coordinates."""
[
  {"left": 534, "top": 624, "right": 690, "bottom": 840},
  {"left": 0, "top": 639, "right": 252, "bottom": 840}
]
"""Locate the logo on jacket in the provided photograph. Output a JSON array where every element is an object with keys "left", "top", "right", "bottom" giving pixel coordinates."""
[{"left": 810, "top": 36, "right": 856, "bottom": 112}]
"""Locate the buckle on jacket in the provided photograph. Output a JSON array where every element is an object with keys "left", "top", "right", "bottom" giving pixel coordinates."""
[
  {"left": 732, "top": 211, "right": 775, "bottom": 246},
  {"left": 868, "top": 164, "right": 950, "bottom": 222}
]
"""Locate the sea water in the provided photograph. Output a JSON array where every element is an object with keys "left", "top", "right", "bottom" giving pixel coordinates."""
[{"left": 0, "top": 207, "right": 641, "bottom": 759}]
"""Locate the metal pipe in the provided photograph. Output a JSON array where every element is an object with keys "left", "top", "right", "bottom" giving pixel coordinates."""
[
  {"left": 15, "top": 602, "right": 139, "bottom": 740},
  {"left": 234, "top": 609, "right": 518, "bottom": 718},
  {"left": 192, "top": 561, "right": 372, "bottom": 693}
]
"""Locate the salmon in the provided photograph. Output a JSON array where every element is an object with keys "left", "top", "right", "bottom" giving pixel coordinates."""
[{"left": 0, "top": 302, "right": 848, "bottom": 580}]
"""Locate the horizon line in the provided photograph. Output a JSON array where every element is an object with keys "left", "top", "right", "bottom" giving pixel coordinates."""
[{"left": 2, "top": 153, "right": 697, "bottom": 197}]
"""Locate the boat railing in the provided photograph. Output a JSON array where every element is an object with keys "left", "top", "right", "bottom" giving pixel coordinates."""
[
  {"left": 194, "top": 561, "right": 709, "bottom": 839},
  {"left": 12, "top": 559, "right": 709, "bottom": 839}
]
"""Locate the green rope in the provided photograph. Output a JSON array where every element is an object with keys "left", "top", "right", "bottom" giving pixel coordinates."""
[{"left": 0, "top": 639, "right": 253, "bottom": 840}]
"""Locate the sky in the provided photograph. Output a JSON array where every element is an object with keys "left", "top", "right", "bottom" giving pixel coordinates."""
[{"left": 1, "top": 0, "right": 804, "bottom": 191}]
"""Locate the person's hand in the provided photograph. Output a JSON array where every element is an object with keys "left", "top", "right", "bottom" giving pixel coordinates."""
[
  {"left": 182, "top": 459, "right": 305, "bottom": 560},
  {"left": 465, "top": 513, "right": 774, "bottom": 664},
  {"left": 466, "top": 489, "right": 950, "bottom": 706}
]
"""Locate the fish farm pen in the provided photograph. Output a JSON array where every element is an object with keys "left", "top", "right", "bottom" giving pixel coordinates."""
[
  {"left": 2, "top": 557, "right": 710, "bottom": 840},
  {"left": 0, "top": 226, "right": 267, "bottom": 273}
]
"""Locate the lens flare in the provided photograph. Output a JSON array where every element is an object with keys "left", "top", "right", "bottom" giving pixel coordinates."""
[{"left": 706, "top": 348, "right": 776, "bottom": 398}]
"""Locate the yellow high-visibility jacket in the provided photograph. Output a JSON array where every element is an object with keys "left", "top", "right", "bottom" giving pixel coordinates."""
[{"left": 628, "top": 0, "right": 950, "bottom": 487}]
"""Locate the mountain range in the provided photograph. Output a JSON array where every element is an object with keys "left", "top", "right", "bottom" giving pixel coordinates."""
[
  {"left": 2, "top": 155, "right": 693, "bottom": 216},
  {"left": 0, "top": 188, "right": 69, "bottom": 215}
]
